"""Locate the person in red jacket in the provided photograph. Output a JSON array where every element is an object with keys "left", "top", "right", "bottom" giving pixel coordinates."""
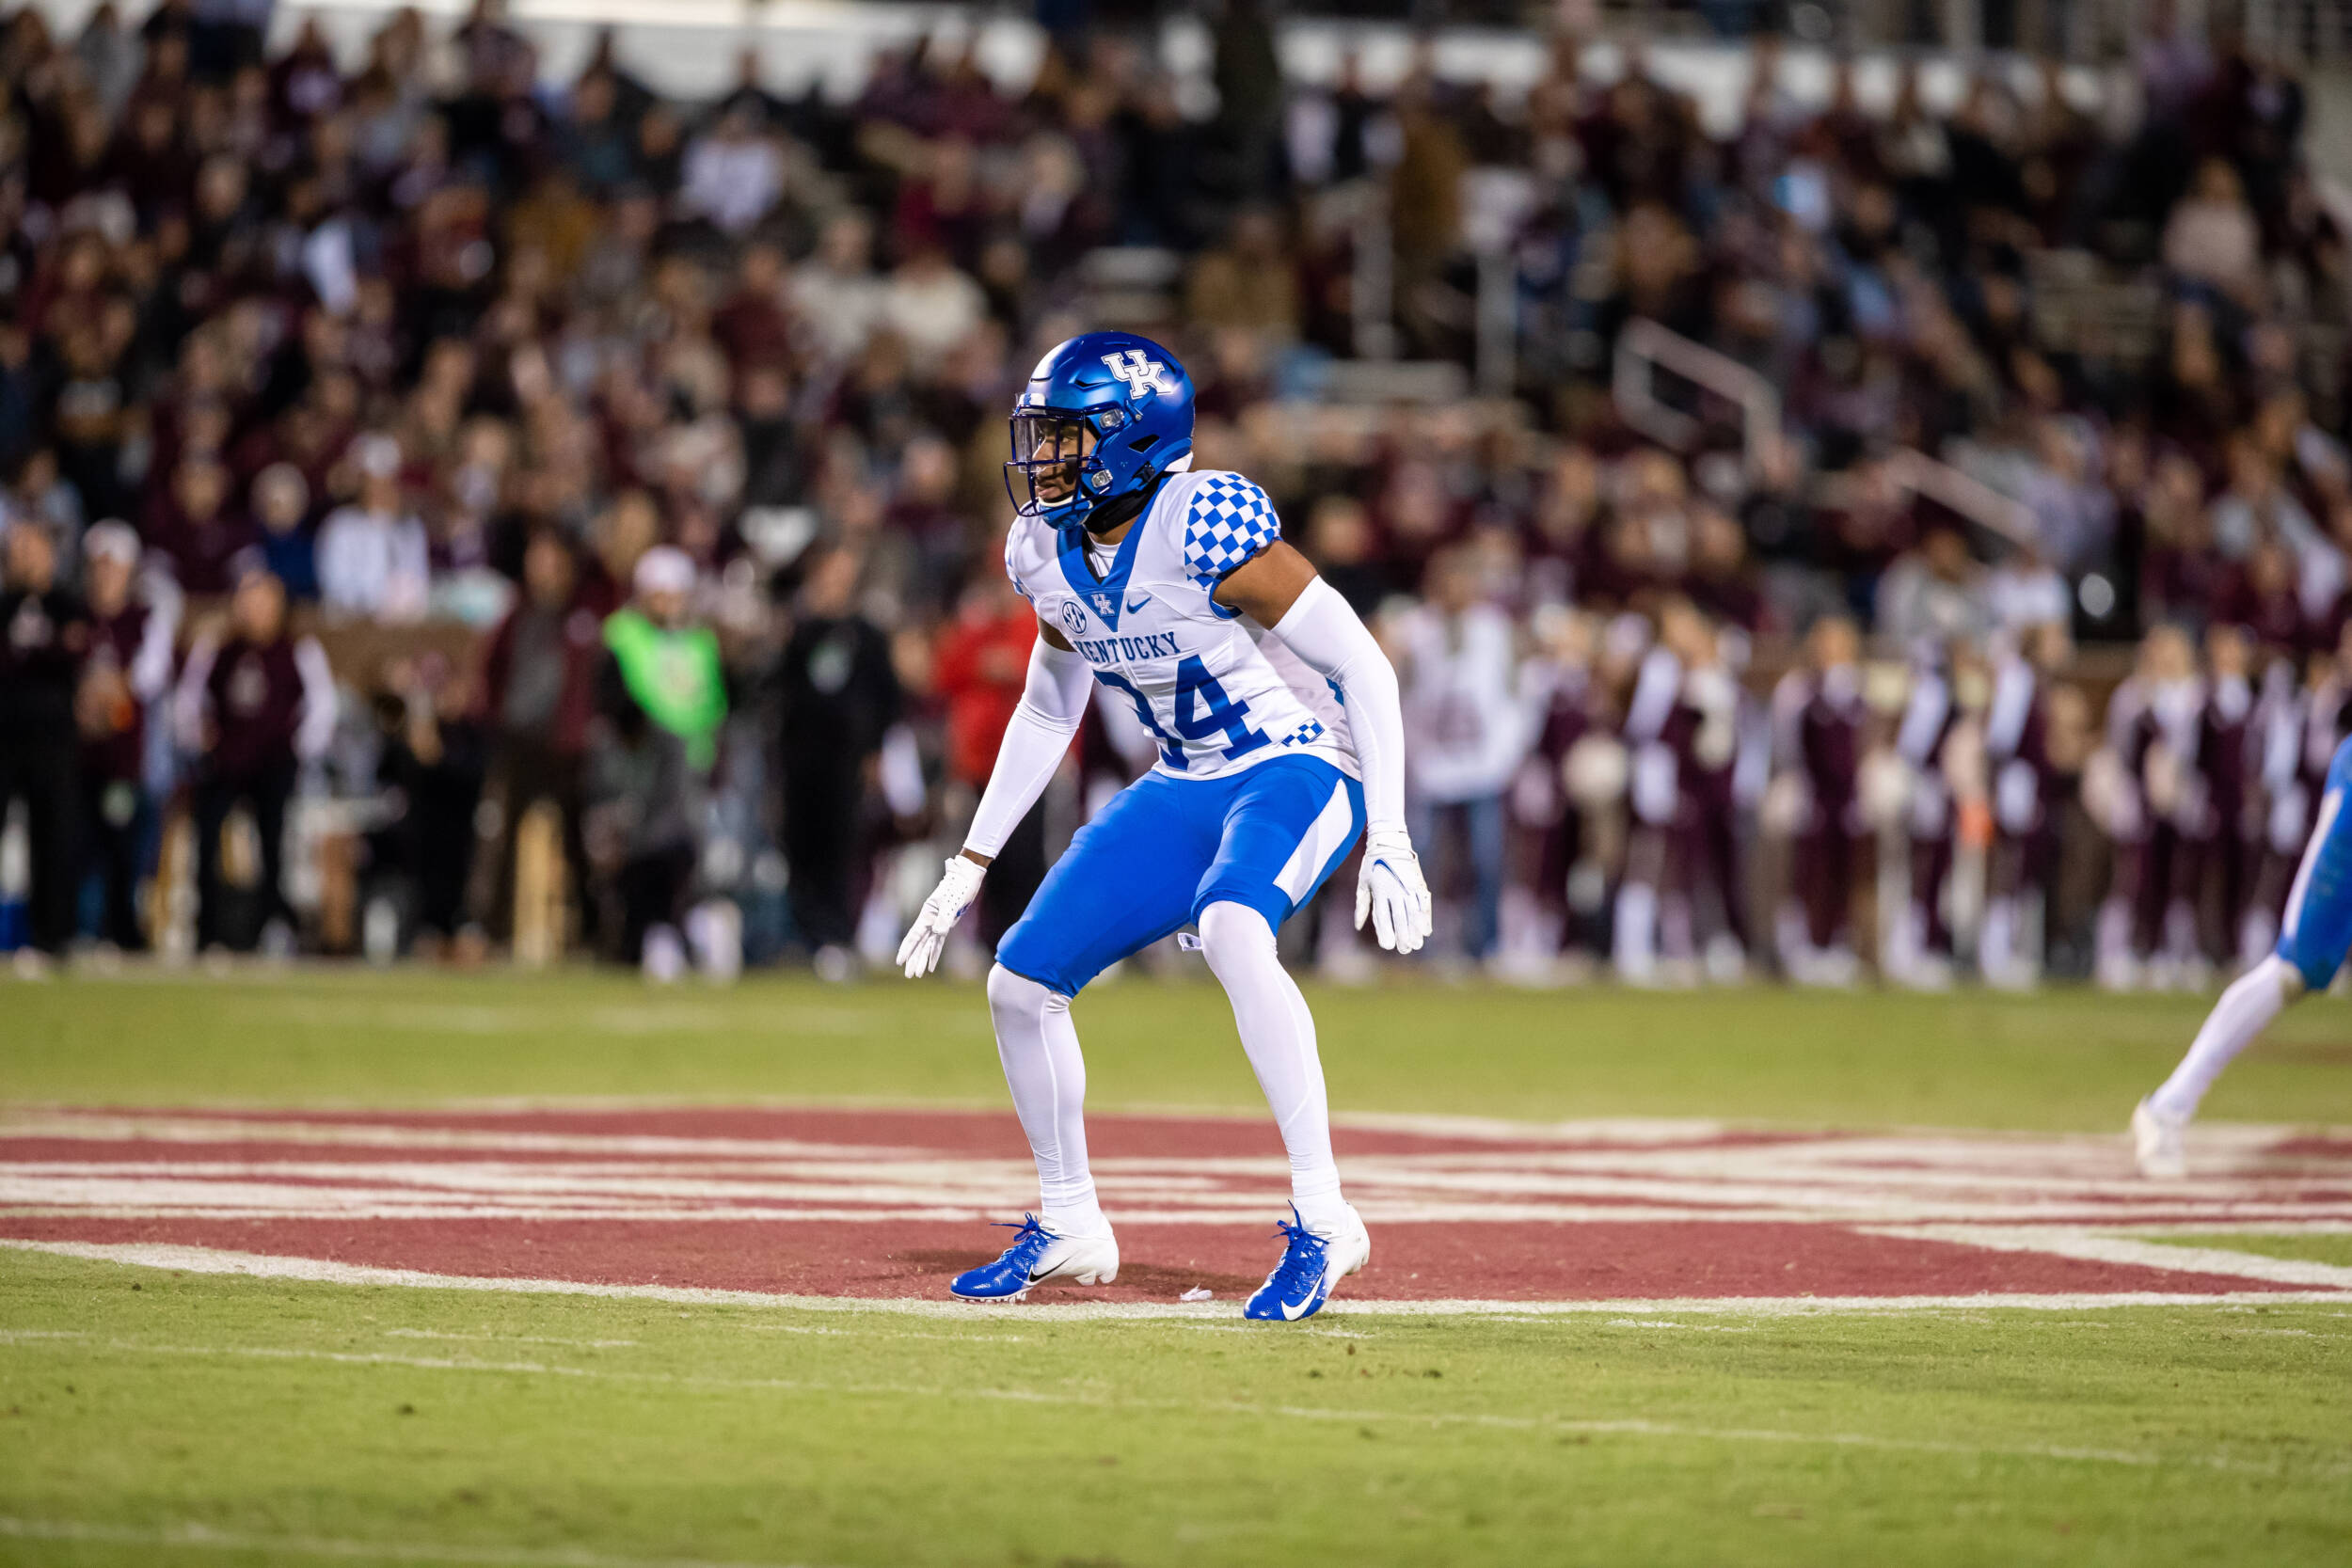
[{"left": 930, "top": 570, "right": 1051, "bottom": 949}]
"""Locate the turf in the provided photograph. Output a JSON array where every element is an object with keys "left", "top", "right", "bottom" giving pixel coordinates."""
[
  {"left": 6, "top": 967, "right": 2352, "bottom": 1131},
  {"left": 3, "top": 1250, "right": 2349, "bottom": 1568},
  {"left": 6, "top": 967, "right": 2352, "bottom": 1565}
]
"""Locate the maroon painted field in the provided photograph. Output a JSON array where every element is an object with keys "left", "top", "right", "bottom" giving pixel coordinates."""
[{"left": 5, "top": 1105, "right": 2350, "bottom": 1307}]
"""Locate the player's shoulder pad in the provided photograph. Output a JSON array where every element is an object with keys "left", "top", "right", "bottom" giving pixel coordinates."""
[
  {"left": 1181, "top": 470, "right": 1281, "bottom": 589},
  {"left": 1003, "top": 511, "right": 1057, "bottom": 602}
]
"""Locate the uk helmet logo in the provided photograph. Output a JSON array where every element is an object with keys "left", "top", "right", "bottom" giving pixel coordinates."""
[
  {"left": 1100, "top": 349, "right": 1178, "bottom": 399},
  {"left": 1089, "top": 591, "right": 1117, "bottom": 618}
]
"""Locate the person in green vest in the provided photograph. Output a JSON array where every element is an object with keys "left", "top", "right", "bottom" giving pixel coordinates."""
[
  {"left": 602, "top": 546, "right": 726, "bottom": 770},
  {"left": 592, "top": 546, "right": 726, "bottom": 975}
]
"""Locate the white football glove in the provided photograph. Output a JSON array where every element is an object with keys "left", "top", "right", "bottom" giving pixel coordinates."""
[
  {"left": 1355, "top": 828, "right": 1433, "bottom": 955},
  {"left": 895, "top": 854, "right": 987, "bottom": 978}
]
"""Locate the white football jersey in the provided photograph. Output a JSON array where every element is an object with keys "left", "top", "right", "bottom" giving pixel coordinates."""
[{"left": 1005, "top": 467, "right": 1356, "bottom": 782}]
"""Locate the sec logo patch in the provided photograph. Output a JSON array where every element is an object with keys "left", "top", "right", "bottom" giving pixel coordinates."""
[{"left": 1058, "top": 599, "right": 1088, "bottom": 637}]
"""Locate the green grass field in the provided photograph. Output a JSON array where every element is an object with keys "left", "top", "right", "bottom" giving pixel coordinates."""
[{"left": 5, "top": 970, "right": 2351, "bottom": 1566}]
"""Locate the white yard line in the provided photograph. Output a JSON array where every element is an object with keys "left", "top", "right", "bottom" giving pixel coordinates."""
[
  {"left": 6, "top": 1239, "right": 2348, "bottom": 1319},
  {"left": 9, "top": 1161, "right": 2352, "bottom": 1227},
  {"left": 1862, "top": 1226, "right": 2352, "bottom": 1290},
  {"left": 0, "top": 1329, "right": 2322, "bottom": 1475},
  {"left": 380, "top": 1328, "right": 640, "bottom": 1349},
  {"left": 0, "top": 1516, "right": 825, "bottom": 1568}
]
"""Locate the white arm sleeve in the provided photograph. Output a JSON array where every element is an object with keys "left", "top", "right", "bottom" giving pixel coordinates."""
[
  {"left": 1272, "top": 577, "right": 1408, "bottom": 833},
  {"left": 964, "top": 635, "right": 1092, "bottom": 859}
]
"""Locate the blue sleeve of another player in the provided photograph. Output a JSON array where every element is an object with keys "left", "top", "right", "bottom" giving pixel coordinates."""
[
  {"left": 2277, "top": 737, "right": 2352, "bottom": 989},
  {"left": 1183, "top": 474, "right": 1281, "bottom": 590}
]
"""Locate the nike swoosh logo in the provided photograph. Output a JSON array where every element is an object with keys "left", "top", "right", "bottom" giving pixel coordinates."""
[
  {"left": 1279, "top": 1295, "right": 1314, "bottom": 1321},
  {"left": 1125, "top": 596, "right": 1151, "bottom": 612}
]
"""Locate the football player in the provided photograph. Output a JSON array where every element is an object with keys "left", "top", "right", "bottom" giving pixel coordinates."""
[
  {"left": 896, "top": 332, "right": 1431, "bottom": 1320},
  {"left": 2135, "top": 721, "right": 2352, "bottom": 1177}
]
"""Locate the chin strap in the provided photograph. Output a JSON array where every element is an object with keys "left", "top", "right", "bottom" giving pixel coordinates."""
[{"left": 1070, "top": 472, "right": 1168, "bottom": 539}]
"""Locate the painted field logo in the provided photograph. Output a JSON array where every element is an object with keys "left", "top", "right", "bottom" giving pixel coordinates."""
[{"left": 2, "top": 1108, "right": 2348, "bottom": 1311}]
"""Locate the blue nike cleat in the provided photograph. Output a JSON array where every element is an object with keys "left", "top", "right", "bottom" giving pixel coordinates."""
[
  {"left": 948, "top": 1214, "right": 1120, "bottom": 1301},
  {"left": 1244, "top": 1204, "right": 1371, "bottom": 1322}
]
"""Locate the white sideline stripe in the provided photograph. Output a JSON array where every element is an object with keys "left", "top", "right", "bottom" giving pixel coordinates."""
[
  {"left": 0, "top": 1516, "right": 824, "bottom": 1567},
  {"left": 7, "top": 1239, "right": 2350, "bottom": 1319},
  {"left": 1865, "top": 1226, "right": 2352, "bottom": 1290},
  {"left": 0, "top": 1331, "right": 2323, "bottom": 1476}
]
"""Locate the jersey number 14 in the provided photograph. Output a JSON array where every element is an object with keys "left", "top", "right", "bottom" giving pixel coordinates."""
[{"left": 1099, "top": 657, "right": 1270, "bottom": 770}]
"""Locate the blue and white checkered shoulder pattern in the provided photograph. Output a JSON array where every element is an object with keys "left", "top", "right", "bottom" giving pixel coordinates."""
[{"left": 1183, "top": 473, "right": 1280, "bottom": 590}]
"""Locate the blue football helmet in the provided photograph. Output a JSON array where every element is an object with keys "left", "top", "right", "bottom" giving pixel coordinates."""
[{"left": 1004, "top": 331, "right": 1194, "bottom": 534}]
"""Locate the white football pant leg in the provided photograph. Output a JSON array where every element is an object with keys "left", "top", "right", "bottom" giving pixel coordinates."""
[
  {"left": 1197, "top": 900, "right": 1348, "bottom": 1230},
  {"left": 985, "top": 964, "right": 1106, "bottom": 1237}
]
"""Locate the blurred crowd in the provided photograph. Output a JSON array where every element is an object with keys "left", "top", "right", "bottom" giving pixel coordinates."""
[{"left": 1, "top": 0, "right": 2348, "bottom": 990}]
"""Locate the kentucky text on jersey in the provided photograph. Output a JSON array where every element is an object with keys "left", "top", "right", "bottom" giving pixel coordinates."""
[{"left": 1067, "top": 632, "right": 1184, "bottom": 664}]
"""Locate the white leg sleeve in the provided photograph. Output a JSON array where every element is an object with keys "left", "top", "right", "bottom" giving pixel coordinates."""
[
  {"left": 1197, "top": 901, "right": 1347, "bottom": 1227},
  {"left": 985, "top": 965, "right": 1106, "bottom": 1236},
  {"left": 2148, "top": 954, "right": 2300, "bottom": 1121}
]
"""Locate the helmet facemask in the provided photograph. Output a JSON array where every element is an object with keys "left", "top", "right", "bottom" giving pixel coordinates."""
[{"left": 1005, "top": 407, "right": 1126, "bottom": 533}]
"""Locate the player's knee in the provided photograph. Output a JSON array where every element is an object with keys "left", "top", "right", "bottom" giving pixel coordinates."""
[
  {"left": 2269, "top": 951, "right": 2317, "bottom": 1001},
  {"left": 1197, "top": 900, "right": 1276, "bottom": 974},
  {"left": 987, "top": 963, "right": 1057, "bottom": 1026}
]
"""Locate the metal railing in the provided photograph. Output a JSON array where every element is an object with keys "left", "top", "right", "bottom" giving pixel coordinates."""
[
  {"left": 1613, "top": 318, "right": 2040, "bottom": 552},
  {"left": 1611, "top": 317, "right": 1782, "bottom": 474}
]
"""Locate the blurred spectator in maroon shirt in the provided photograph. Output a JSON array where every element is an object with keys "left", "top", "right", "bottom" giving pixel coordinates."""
[
  {"left": 471, "top": 527, "right": 603, "bottom": 946},
  {"left": 0, "top": 521, "right": 92, "bottom": 963},
  {"left": 1686, "top": 504, "right": 1767, "bottom": 633},
  {"left": 174, "top": 562, "right": 337, "bottom": 952},
  {"left": 1774, "top": 614, "right": 1867, "bottom": 978},
  {"left": 885, "top": 434, "right": 974, "bottom": 616},
  {"left": 712, "top": 241, "right": 794, "bottom": 379},
  {"left": 2217, "top": 536, "right": 2312, "bottom": 654},
  {"left": 150, "top": 454, "right": 257, "bottom": 594},
  {"left": 74, "top": 522, "right": 178, "bottom": 952}
]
